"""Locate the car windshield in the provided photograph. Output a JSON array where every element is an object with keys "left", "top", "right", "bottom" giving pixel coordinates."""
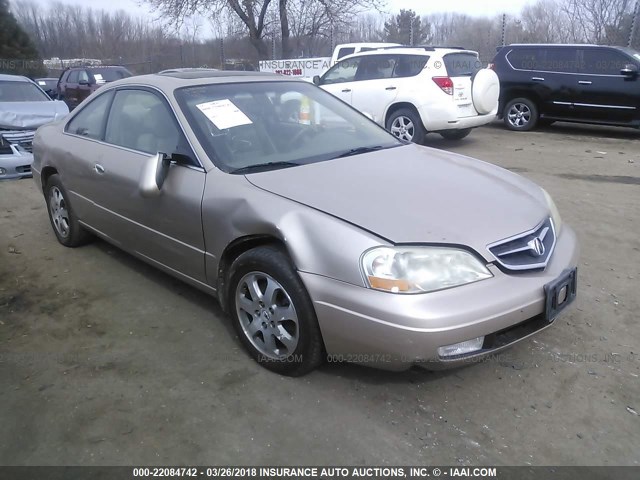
[
  {"left": 91, "top": 68, "right": 132, "bottom": 83},
  {"left": 175, "top": 81, "right": 402, "bottom": 173},
  {"left": 0, "top": 81, "right": 50, "bottom": 102}
]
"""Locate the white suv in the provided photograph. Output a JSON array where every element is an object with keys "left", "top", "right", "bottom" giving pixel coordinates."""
[{"left": 314, "top": 47, "right": 500, "bottom": 142}]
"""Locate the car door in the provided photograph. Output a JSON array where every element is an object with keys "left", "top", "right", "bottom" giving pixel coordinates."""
[
  {"left": 506, "top": 47, "right": 575, "bottom": 119},
  {"left": 319, "top": 57, "right": 363, "bottom": 105},
  {"left": 575, "top": 47, "right": 639, "bottom": 123},
  {"left": 77, "top": 70, "right": 93, "bottom": 105},
  {"left": 540, "top": 47, "right": 582, "bottom": 119},
  {"left": 350, "top": 55, "right": 399, "bottom": 124},
  {"left": 62, "top": 89, "right": 116, "bottom": 227},
  {"left": 64, "top": 70, "right": 80, "bottom": 108},
  {"left": 89, "top": 87, "right": 207, "bottom": 282}
]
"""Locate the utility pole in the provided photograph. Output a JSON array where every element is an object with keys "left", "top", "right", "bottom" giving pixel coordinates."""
[
  {"left": 629, "top": 0, "right": 640, "bottom": 47},
  {"left": 410, "top": 19, "right": 415, "bottom": 46},
  {"left": 501, "top": 14, "right": 507, "bottom": 46}
]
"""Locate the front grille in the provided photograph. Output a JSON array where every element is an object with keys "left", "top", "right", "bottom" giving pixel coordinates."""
[
  {"left": 487, "top": 217, "right": 556, "bottom": 272},
  {"left": 0, "top": 130, "right": 35, "bottom": 153}
]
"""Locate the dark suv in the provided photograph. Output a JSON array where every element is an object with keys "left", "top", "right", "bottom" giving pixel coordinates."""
[
  {"left": 57, "top": 66, "right": 132, "bottom": 110},
  {"left": 491, "top": 44, "right": 640, "bottom": 131}
]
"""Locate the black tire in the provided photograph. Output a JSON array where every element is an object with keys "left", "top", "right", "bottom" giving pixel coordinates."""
[
  {"left": 44, "top": 174, "right": 93, "bottom": 247},
  {"left": 386, "top": 107, "right": 426, "bottom": 144},
  {"left": 503, "top": 97, "right": 538, "bottom": 131},
  {"left": 226, "top": 246, "right": 324, "bottom": 376},
  {"left": 439, "top": 128, "right": 472, "bottom": 140}
]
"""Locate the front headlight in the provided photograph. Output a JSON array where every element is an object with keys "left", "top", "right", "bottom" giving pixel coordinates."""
[
  {"left": 542, "top": 188, "right": 562, "bottom": 233},
  {"left": 362, "top": 247, "right": 493, "bottom": 294}
]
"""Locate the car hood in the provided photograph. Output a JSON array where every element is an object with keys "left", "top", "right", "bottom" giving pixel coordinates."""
[
  {"left": 0, "top": 101, "right": 69, "bottom": 129},
  {"left": 245, "top": 144, "right": 549, "bottom": 258}
]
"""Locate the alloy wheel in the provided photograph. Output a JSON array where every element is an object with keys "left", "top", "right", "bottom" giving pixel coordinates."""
[
  {"left": 235, "top": 271, "right": 299, "bottom": 359},
  {"left": 390, "top": 116, "right": 415, "bottom": 142},
  {"left": 507, "top": 103, "right": 532, "bottom": 128},
  {"left": 49, "top": 186, "right": 70, "bottom": 238}
]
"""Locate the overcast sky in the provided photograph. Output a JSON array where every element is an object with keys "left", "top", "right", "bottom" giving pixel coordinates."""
[{"left": 27, "top": 0, "right": 533, "bottom": 18}]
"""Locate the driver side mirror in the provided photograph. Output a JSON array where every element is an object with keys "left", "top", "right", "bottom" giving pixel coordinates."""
[
  {"left": 139, "top": 152, "right": 171, "bottom": 197},
  {"left": 620, "top": 64, "right": 639, "bottom": 78},
  {"left": 313, "top": 75, "right": 321, "bottom": 86},
  {"left": 79, "top": 79, "right": 90, "bottom": 86}
]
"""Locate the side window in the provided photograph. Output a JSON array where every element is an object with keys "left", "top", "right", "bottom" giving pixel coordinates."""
[
  {"left": 394, "top": 55, "right": 429, "bottom": 78},
  {"left": 355, "top": 55, "right": 396, "bottom": 81},
  {"left": 507, "top": 48, "right": 543, "bottom": 71},
  {"left": 67, "top": 70, "right": 79, "bottom": 84},
  {"left": 78, "top": 70, "right": 89, "bottom": 83},
  {"left": 321, "top": 58, "right": 362, "bottom": 85},
  {"left": 104, "top": 89, "right": 187, "bottom": 157},
  {"left": 337, "top": 47, "right": 355, "bottom": 60},
  {"left": 580, "top": 49, "right": 632, "bottom": 75},
  {"left": 543, "top": 48, "right": 580, "bottom": 73},
  {"left": 65, "top": 90, "right": 114, "bottom": 139}
]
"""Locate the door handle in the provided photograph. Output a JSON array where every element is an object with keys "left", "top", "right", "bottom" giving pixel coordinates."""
[
  {"left": 532, "top": 77, "right": 545, "bottom": 81},
  {"left": 341, "top": 89, "right": 351, "bottom": 93},
  {"left": 94, "top": 164, "right": 105, "bottom": 174},
  {"left": 385, "top": 86, "right": 397, "bottom": 90},
  {"left": 578, "top": 80, "right": 592, "bottom": 85}
]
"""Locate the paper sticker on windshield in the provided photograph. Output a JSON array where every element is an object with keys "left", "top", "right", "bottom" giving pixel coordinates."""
[
  {"left": 93, "top": 73, "right": 106, "bottom": 84},
  {"left": 38, "top": 81, "right": 46, "bottom": 86},
  {"left": 196, "top": 99, "right": 252, "bottom": 129}
]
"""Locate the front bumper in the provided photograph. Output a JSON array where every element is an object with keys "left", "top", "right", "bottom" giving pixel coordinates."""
[
  {"left": 300, "top": 226, "right": 579, "bottom": 371},
  {"left": 0, "top": 149, "right": 34, "bottom": 180}
]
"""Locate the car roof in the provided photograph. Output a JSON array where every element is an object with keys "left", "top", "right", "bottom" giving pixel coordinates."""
[
  {"left": 67, "top": 65, "right": 129, "bottom": 70},
  {"left": 104, "top": 71, "right": 295, "bottom": 90},
  {"left": 0, "top": 74, "right": 32, "bottom": 83},
  {"left": 341, "top": 46, "right": 477, "bottom": 60},
  {"left": 505, "top": 43, "right": 616, "bottom": 48}
]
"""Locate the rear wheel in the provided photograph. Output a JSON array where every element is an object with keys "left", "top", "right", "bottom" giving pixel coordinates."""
[
  {"left": 45, "top": 174, "right": 92, "bottom": 247},
  {"left": 386, "top": 108, "right": 426, "bottom": 144},
  {"left": 227, "top": 246, "right": 324, "bottom": 376},
  {"left": 439, "top": 128, "right": 472, "bottom": 141},
  {"left": 504, "top": 98, "right": 538, "bottom": 131}
]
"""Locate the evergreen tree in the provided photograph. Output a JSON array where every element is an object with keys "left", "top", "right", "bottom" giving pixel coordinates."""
[
  {"left": 0, "top": 0, "right": 45, "bottom": 77},
  {"left": 383, "top": 9, "right": 432, "bottom": 46}
]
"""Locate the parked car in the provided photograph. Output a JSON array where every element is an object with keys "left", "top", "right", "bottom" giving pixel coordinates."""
[
  {"left": 490, "top": 44, "right": 640, "bottom": 131},
  {"left": 0, "top": 74, "right": 68, "bottom": 180},
  {"left": 314, "top": 47, "right": 500, "bottom": 143},
  {"left": 35, "top": 78, "right": 60, "bottom": 99},
  {"left": 32, "top": 71, "right": 578, "bottom": 376},
  {"left": 57, "top": 65, "right": 133, "bottom": 110}
]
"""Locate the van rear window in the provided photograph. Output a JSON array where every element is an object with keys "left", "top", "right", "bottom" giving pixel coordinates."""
[{"left": 444, "top": 53, "right": 481, "bottom": 77}]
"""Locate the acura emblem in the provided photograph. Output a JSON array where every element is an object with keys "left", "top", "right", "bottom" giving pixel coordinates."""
[{"left": 527, "top": 237, "right": 546, "bottom": 257}]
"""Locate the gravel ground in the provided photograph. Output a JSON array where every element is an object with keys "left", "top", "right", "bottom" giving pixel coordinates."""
[{"left": 0, "top": 121, "right": 639, "bottom": 466}]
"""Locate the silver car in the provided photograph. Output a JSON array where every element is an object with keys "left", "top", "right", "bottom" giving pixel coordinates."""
[
  {"left": 32, "top": 71, "right": 579, "bottom": 376},
  {"left": 1, "top": 74, "right": 69, "bottom": 180}
]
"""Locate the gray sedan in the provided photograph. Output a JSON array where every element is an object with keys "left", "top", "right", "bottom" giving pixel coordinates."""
[{"left": 32, "top": 71, "right": 578, "bottom": 376}]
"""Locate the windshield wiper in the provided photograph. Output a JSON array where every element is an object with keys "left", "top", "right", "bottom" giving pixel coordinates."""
[
  {"left": 230, "top": 161, "right": 301, "bottom": 174},
  {"left": 332, "top": 145, "right": 397, "bottom": 159}
]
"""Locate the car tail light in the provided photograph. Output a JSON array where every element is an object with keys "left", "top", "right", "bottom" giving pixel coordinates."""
[{"left": 432, "top": 76, "right": 453, "bottom": 95}]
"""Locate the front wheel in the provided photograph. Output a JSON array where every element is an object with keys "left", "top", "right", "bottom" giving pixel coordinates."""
[
  {"left": 439, "top": 128, "right": 472, "bottom": 140},
  {"left": 386, "top": 108, "right": 426, "bottom": 144},
  {"left": 503, "top": 98, "right": 538, "bottom": 131},
  {"left": 227, "top": 246, "right": 324, "bottom": 376}
]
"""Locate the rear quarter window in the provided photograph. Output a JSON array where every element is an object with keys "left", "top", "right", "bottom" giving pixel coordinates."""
[{"left": 444, "top": 53, "right": 482, "bottom": 77}]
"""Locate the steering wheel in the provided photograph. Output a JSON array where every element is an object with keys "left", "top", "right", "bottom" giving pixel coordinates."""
[{"left": 287, "top": 126, "right": 317, "bottom": 150}]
